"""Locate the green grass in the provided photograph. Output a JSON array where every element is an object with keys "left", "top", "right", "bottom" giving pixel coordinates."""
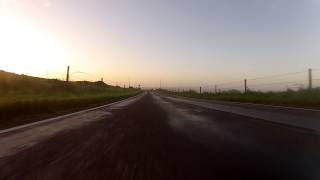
[
  {"left": 0, "top": 70, "right": 141, "bottom": 129},
  {"left": 163, "top": 88, "right": 320, "bottom": 109}
]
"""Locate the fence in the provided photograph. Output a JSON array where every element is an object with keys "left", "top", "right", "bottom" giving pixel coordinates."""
[
  {"left": 20, "top": 66, "right": 140, "bottom": 88},
  {"left": 166, "top": 68, "right": 320, "bottom": 93},
  {"left": 18, "top": 66, "right": 119, "bottom": 87},
  {"left": 10, "top": 66, "right": 320, "bottom": 92}
]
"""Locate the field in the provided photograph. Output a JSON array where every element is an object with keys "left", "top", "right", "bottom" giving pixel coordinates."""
[
  {"left": 0, "top": 70, "right": 141, "bottom": 129},
  {"left": 163, "top": 88, "right": 320, "bottom": 109}
]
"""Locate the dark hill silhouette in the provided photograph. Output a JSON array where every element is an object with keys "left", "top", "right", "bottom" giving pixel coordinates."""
[{"left": 0, "top": 70, "right": 111, "bottom": 94}]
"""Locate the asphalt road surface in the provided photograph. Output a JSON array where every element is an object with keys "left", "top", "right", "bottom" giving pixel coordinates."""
[{"left": 1, "top": 92, "right": 320, "bottom": 180}]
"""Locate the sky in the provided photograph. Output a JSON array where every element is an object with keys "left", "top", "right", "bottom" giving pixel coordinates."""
[{"left": 0, "top": 0, "right": 320, "bottom": 89}]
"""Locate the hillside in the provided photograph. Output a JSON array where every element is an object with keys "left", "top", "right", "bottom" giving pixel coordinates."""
[{"left": 0, "top": 70, "right": 141, "bottom": 129}]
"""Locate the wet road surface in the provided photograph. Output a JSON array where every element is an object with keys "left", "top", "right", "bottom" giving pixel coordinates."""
[{"left": 0, "top": 92, "right": 320, "bottom": 180}]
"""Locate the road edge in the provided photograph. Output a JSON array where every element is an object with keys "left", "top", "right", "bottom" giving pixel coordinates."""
[{"left": 0, "top": 93, "right": 145, "bottom": 135}]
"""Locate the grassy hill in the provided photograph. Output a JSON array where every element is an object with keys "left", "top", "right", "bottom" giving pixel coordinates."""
[{"left": 0, "top": 70, "right": 141, "bottom": 129}]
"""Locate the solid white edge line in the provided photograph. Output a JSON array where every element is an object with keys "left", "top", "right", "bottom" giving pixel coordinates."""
[
  {"left": 0, "top": 93, "right": 144, "bottom": 135},
  {"left": 167, "top": 93, "right": 320, "bottom": 113},
  {"left": 213, "top": 100, "right": 320, "bottom": 112}
]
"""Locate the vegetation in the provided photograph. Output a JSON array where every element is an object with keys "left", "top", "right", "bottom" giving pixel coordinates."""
[
  {"left": 163, "top": 88, "right": 320, "bottom": 109},
  {"left": 0, "top": 70, "right": 141, "bottom": 129}
]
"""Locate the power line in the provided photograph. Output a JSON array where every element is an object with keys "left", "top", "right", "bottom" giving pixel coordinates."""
[
  {"left": 201, "top": 70, "right": 308, "bottom": 90},
  {"left": 218, "top": 86, "right": 243, "bottom": 91},
  {"left": 247, "top": 70, "right": 307, "bottom": 81},
  {"left": 245, "top": 80, "right": 308, "bottom": 88}
]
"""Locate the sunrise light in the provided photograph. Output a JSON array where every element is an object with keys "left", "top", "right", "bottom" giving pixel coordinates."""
[{"left": 0, "top": 14, "right": 66, "bottom": 77}]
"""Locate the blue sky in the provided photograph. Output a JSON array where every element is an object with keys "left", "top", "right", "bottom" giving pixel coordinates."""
[{"left": 1, "top": 0, "right": 320, "bottom": 88}]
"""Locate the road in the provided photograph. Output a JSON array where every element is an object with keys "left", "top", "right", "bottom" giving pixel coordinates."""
[{"left": 0, "top": 92, "right": 320, "bottom": 179}]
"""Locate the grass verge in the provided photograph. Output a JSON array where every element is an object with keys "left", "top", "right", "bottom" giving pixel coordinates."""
[
  {"left": 162, "top": 88, "right": 320, "bottom": 109},
  {"left": 0, "top": 70, "right": 141, "bottom": 130}
]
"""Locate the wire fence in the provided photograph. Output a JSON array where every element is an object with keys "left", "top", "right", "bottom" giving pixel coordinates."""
[
  {"left": 28, "top": 66, "right": 143, "bottom": 88},
  {"left": 23, "top": 66, "right": 121, "bottom": 87},
  {"left": 173, "top": 68, "right": 320, "bottom": 93},
  {"left": 15, "top": 66, "right": 320, "bottom": 92}
]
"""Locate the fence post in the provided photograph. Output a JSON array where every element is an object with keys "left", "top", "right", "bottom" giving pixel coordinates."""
[
  {"left": 244, "top": 79, "right": 247, "bottom": 93},
  {"left": 66, "top": 66, "right": 70, "bottom": 82},
  {"left": 309, "top": 68, "right": 312, "bottom": 90}
]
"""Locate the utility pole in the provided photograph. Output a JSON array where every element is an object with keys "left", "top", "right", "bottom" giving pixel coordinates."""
[
  {"left": 200, "top": 86, "right": 202, "bottom": 94},
  {"left": 66, "top": 66, "right": 70, "bottom": 82},
  {"left": 101, "top": 77, "right": 103, "bottom": 82},
  {"left": 309, "top": 68, "right": 312, "bottom": 90},
  {"left": 244, "top": 79, "right": 247, "bottom": 93}
]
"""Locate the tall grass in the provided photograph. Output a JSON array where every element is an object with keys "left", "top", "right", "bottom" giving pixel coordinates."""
[
  {"left": 163, "top": 88, "right": 320, "bottom": 108},
  {"left": 0, "top": 70, "right": 141, "bottom": 129}
]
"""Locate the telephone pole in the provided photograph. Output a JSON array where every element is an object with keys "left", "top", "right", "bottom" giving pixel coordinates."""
[
  {"left": 244, "top": 79, "right": 247, "bottom": 93},
  {"left": 66, "top": 66, "right": 70, "bottom": 82},
  {"left": 309, "top": 68, "right": 313, "bottom": 90},
  {"left": 199, "top": 86, "right": 202, "bottom": 94}
]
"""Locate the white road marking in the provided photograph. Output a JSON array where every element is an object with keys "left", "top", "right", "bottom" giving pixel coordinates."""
[
  {"left": 0, "top": 93, "right": 145, "bottom": 158},
  {"left": 157, "top": 93, "right": 320, "bottom": 132}
]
